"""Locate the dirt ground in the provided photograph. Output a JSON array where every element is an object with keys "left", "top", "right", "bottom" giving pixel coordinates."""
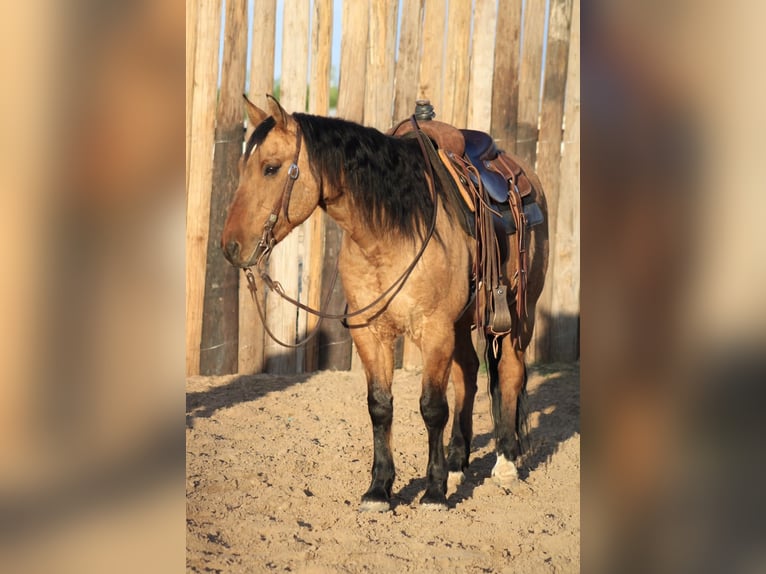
[{"left": 186, "top": 362, "right": 579, "bottom": 573}]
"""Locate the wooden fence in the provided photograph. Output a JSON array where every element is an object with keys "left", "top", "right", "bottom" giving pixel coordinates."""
[{"left": 186, "top": 0, "right": 580, "bottom": 376}]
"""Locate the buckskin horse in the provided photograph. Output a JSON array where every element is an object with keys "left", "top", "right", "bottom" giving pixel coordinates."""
[{"left": 222, "top": 95, "right": 548, "bottom": 512}]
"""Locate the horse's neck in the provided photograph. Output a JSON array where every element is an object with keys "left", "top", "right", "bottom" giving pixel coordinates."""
[
  {"left": 323, "top": 193, "right": 408, "bottom": 258},
  {"left": 324, "top": 195, "right": 375, "bottom": 252}
]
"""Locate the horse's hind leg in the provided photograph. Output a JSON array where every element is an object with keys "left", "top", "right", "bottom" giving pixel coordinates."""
[
  {"left": 353, "top": 329, "right": 397, "bottom": 512},
  {"left": 486, "top": 334, "right": 527, "bottom": 487},
  {"left": 418, "top": 320, "right": 455, "bottom": 509},
  {"left": 447, "top": 316, "right": 479, "bottom": 484}
]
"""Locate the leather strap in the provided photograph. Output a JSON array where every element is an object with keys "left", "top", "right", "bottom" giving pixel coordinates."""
[{"left": 253, "top": 123, "right": 303, "bottom": 264}]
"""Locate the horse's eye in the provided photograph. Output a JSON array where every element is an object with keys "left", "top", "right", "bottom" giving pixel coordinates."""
[{"left": 264, "top": 164, "right": 281, "bottom": 176}]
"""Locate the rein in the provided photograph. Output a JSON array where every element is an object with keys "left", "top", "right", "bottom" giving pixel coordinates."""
[{"left": 244, "top": 117, "right": 439, "bottom": 348}]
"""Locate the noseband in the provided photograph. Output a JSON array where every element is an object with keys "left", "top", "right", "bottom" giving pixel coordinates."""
[{"left": 254, "top": 123, "right": 303, "bottom": 266}]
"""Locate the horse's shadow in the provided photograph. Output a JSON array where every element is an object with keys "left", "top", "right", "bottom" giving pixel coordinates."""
[
  {"left": 186, "top": 372, "right": 311, "bottom": 429},
  {"left": 394, "top": 365, "right": 580, "bottom": 508},
  {"left": 520, "top": 366, "right": 580, "bottom": 476}
]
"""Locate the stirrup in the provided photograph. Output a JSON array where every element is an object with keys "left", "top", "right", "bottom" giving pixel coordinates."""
[{"left": 489, "top": 284, "right": 512, "bottom": 335}]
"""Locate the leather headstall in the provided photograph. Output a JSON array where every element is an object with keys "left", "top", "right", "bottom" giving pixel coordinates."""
[{"left": 255, "top": 123, "right": 303, "bottom": 266}]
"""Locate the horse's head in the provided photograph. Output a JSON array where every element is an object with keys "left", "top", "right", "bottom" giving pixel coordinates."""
[{"left": 221, "top": 96, "right": 319, "bottom": 268}]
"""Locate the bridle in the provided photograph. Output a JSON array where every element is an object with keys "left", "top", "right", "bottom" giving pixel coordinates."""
[
  {"left": 251, "top": 123, "right": 303, "bottom": 267},
  {"left": 244, "top": 117, "right": 439, "bottom": 349}
]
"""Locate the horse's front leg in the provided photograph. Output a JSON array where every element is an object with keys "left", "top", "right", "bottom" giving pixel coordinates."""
[
  {"left": 418, "top": 319, "right": 456, "bottom": 509},
  {"left": 352, "top": 328, "right": 396, "bottom": 512}
]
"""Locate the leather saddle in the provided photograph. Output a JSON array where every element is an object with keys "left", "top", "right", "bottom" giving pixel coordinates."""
[
  {"left": 389, "top": 116, "right": 544, "bottom": 341},
  {"left": 389, "top": 120, "right": 544, "bottom": 235},
  {"left": 461, "top": 129, "right": 544, "bottom": 232}
]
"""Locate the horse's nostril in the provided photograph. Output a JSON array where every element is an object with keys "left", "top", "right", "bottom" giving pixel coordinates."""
[{"left": 224, "top": 240, "right": 241, "bottom": 262}]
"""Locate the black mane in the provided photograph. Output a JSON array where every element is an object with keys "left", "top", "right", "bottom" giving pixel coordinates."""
[{"left": 293, "top": 113, "right": 442, "bottom": 238}]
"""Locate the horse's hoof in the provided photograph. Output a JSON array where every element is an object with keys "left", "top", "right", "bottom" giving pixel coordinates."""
[
  {"left": 420, "top": 500, "right": 448, "bottom": 511},
  {"left": 491, "top": 453, "right": 519, "bottom": 487},
  {"left": 448, "top": 471, "right": 466, "bottom": 487},
  {"left": 420, "top": 491, "right": 448, "bottom": 510},
  {"left": 360, "top": 488, "right": 391, "bottom": 512},
  {"left": 359, "top": 499, "right": 390, "bottom": 513}
]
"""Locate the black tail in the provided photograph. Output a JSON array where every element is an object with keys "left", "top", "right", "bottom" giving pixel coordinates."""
[
  {"left": 515, "top": 364, "right": 530, "bottom": 456},
  {"left": 486, "top": 339, "right": 502, "bottom": 438}
]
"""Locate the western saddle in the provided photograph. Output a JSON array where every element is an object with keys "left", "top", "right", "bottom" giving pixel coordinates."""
[{"left": 389, "top": 101, "right": 545, "bottom": 343}]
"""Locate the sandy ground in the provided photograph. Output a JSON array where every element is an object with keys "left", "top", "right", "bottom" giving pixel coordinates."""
[{"left": 186, "top": 362, "right": 579, "bottom": 573}]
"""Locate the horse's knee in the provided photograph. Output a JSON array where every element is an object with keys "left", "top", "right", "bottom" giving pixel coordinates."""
[{"left": 420, "top": 386, "right": 449, "bottom": 429}]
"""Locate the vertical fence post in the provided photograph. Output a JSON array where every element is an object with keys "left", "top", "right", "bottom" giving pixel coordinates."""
[
  {"left": 516, "top": 0, "right": 546, "bottom": 165},
  {"left": 337, "top": 0, "right": 368, "bottom": 122},
  {"left": 186, "top": 0, "right": 198, "bottom": 194},
  {"left": 264, "top": 0, "right": 310, "bottom": 374},
  {"left": 365, "top": 0, "right": 398, "bottom": 129},
  {"left": 529, "top": 0, "right": 573, "bottom": 363},
  {"left": 550, "top": 0, "right": 580, "bottom": 361},
  {"left": 305, "top": 0, "right": 334, "bottom": 373},
  {"left": 200, "top": 0, "right": 249, "bottom": 375},
  {"left": 467, "top": 0, "right": 498, "bottom": 131},
  {"left": 490, "top": 0, "right": 523, "bottom": 152},
  {"left": 338, "top": 0, "right": 369, "bottom": 372},
  {"left": 442, "top": 0, "right": 471, "bottom": 126},
  {"left": 418, "top": 0, "right": 446, "bottom": 110},
  {"left": 393, "top": 0, "right": 425, "bottom": 121},
  {"left": 238, "top": 0, "right": 277, "bottom": 375},
  {"left": 186, "top": 0, "right": 222, "bottom": 376}
]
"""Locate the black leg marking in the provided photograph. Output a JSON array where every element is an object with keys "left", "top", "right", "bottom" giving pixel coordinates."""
[
  {"left": 447, "top": 432, "right": 468, "bottom": 474},
  {"left": 360, "top": 385, "right": 395, "bottom": 512},
  {"left": 447, "top": 346, "right": 478, "bottom": 474},
  {"left": 419, "top": 383, "right": 449, "bottom": 508}
]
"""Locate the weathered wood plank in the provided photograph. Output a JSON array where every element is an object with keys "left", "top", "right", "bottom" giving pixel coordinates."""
[
  {"left": 394, "top": 0, "right": 425, "bottom": 121},
  {"left": 467, "top": 0, "right": 497, "bottom": 131},
  {"left": 549, "top": 0, "right": 579, "bottom": 361},
  {"left": 239, "top": 0, "right": 277, "bottom": 374},
  {"left": 317, "top": 218, "right": 352, "bottom": 371},
  {"left": 337, "top": 0, "right": 369, "bottom": 122},
  {"left": 536, "top": 0, "right": 573, "bottom": 212},
  {"left": 186, "top": 0, "right": 222, "bottom": 375},
  {"left": 490, "top": 0, "right": 522, "bottom": 151},
  {"left": 185, "top": 0, "right": 198, "bottom": 194},
  {"left": 248, "top": 0, "right": 277, "bottom": 105},
  {"left": 264, "top": 0, "right": 310, "bottom": 374},
  {"left": 200, "top": 0, "right": 249, "bottom": 375},
  {"left": 305, "top": 0, "right": 334, "bottom": 372},
  {"left": 418, "top": 0, "right": 446, "bottom": 113},
  {"left": 529, "top": 0, "right": 573, "bottom": 363},
  {"left": 364, "top": 0, "right": 398, "bottom": 129},
  {"left": 442, "top": 0, "right": 471, "bottom": 126},
  {"left": 515, "top": 0, "right": 546, "bottom": 165}
]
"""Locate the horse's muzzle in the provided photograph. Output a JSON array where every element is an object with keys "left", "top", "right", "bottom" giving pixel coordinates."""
[
  {"left": 222, "top": 240, "right": 242, "bottom": 266},
  {"left": 222, "top": 238, "right": 271, "bottom": 268}
]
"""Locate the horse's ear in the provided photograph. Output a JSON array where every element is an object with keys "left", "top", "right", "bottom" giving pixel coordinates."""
[
  {"left": 243, "top": 94, "right": 268, "bottom": 127},
  {"left": 266, "top": 94, "right": 289, "bottom": 128}
]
